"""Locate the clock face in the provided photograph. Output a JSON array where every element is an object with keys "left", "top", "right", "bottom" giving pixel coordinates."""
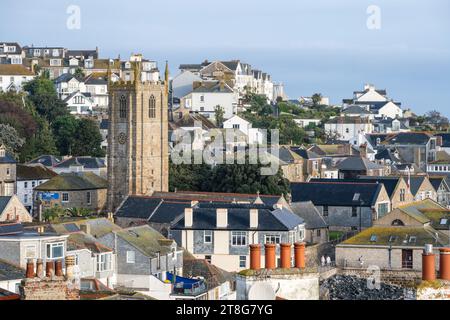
[{"left": 118, "top": 132, "right": 127, "bottom": 144}]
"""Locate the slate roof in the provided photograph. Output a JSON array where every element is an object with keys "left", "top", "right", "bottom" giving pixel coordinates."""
[
  {"left": 342, "top": 105, "right": 371, "bottom": 115},
  {"left": 192, "top": 82, "right": 233, "bottom": 93},
  {"left": 66, "top": 232, "right": 112, "bottom": 253},
  {"left": 290, "top": 182, "right": 383, "bottom": 206},
  {"left": 382, "top": 132, "right": 433, "bottom": 146},
  {"left": 115, "top": 196, "right": 163, "bottom": 220},
  {"left": 290, "top": 147, "right": 321, "bottom": 160},
  {"left": 375, "top": 148, "right": 402, "bottom": 162},
  {"left": 183, "top": 252, "right": 234, "bottom": 290},
  {"left": 16, "top": 164, "right": 57, "bottom": 181},
  {"left": 408, "top": 176, "right": 426, "bottom": 196},
  {"left": 27, "top": 155, "right": 61, "bottom": 167},
  {"left": 54, "top": 73, "right": 76, "bottom": 83},
  {"left": 115, "top": 225, "right": 176, "bottom": 257},
  {"left": 289, "top": 201, "right": 328, "bottom": 229},
  {"left": 55, "top": 157, "right": 106, "bottom": 169},
  {"left": 63, "top": 90, "right": 92, "bottom": 102},
  {"left": 435, "top": 133, "right": 450, "bottom": 148},
  {"left": 151, "top": 191, "right": 283, "bottom": 207},
  {"left": 0, "top": 222, "right": 24, "bottom": 236},
  {"left": 278, "top": 147, "right": 303, "bottom": 163},
  {"left": 341, "top": 226, "right": 448, "bottom": 247},
  {"left": 336, "top": 157, "right": 384, "bottom": 171},
  {"left": 356, "top": 176, "right": 402, "bottom": 198},
  {"left": 0, "top": 197, "right": 11, "bottom": 214},
  {"left": 0, "top": 151, "right": 16, "bottom": 164},
  {"left": 428, "top": 176, "right": 447, "bottom": 191},
  {"left": 0, "top": 259, "right": 24, "bottom": 281},
  {"left": 84, "top": 74, "right": 107, "bottom": 85},
  {"left": 51, "top": 218, "right": 121, "bottom": 238},
  {"left": 35, "top": 172, "right": 107, "bottom": 191},
  {"left": 172, "top": 203, "right": 303, "bottom": 231}
]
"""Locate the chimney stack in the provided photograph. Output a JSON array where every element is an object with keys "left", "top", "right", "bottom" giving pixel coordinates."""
[
  {"left": 184, "top": 208, "right": 193, "bottom": 227},
  {"left": 249, "top": 209, "right": 258, "bottom": 228},
  {"left": 294, "top": 242, "right": 306, "bottom": 269},
  {"left": 249, "top": 244, "right": 261, "bottom": 270},
  {"left": 55, "top": 260, "right": 63, "bottom": 277},
  {"left": 65, "top": 255, "right": 75, "bottom": 279},
  {"left": 46, "top": 261, "right": 54, "bottom": 278},
  {"left": 80, "top": 223, "right": 90, "bottom": 235},
  {"left": 264, "top": 243, "right": 276, "bottom": 269},
  {"left": 26, "top": 259, "right": 35, "bottom": 279},
  {"left": 280, "top": 243, "right": 292, "bottom": 268},
  {"left": 439, "top": 248, "right": 450, "bottom": 280},
  {"left": 35, "top": 259, "right": 43, "bottom": 278},
  {"left": 422, "top": 244, "right": 436, "bottom": 281},
  {"left": 216, "top": 208, "right": 228, "bottom": 228}
]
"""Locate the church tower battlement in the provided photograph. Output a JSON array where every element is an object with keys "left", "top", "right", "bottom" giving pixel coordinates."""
[{"left": 107, "top": 61, "right": 169, "bottom": 212}]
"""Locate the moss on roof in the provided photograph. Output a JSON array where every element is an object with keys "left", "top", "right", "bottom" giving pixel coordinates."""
[
  {"left": 35, "top": 172, "right": 107, "bottom": 191},
  {"left": 0, "top": 64, "right": 34, "bottom": 76},
  {"left": 116, "top": 225, "right": 175, "bottom": 258},
  {"left": 341, "top": 226, "right": 448, "bottom": 246}
]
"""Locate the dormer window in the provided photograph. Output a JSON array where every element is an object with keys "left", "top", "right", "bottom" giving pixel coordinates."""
[{"left": 440, "top": 218, "right": 448, "bottom": 225}]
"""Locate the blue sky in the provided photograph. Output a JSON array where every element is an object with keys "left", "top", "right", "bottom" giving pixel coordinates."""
[{"left": 2, "top": 0, "right": 450, "bottom": 115}]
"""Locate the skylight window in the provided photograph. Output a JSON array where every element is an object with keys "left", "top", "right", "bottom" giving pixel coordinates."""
[
  {"left": 408, "top": 236, "right": 417, "bottom": 243},
  {"left": 440, "top": 218, "right": 448, "bottom": 225},
  {"left": 353, "top": 193, "right": 361, "bottom": 201},
  {"left": 389, "top": 235, "right": 397, "bottom": 243},
  {"left": 370, "top": 234, "right": 377, "bottom": 242}
]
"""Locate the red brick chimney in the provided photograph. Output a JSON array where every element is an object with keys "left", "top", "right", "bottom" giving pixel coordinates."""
[
  {"left": 294, "top": 242, "right": 306, "bottom": 269},
  {"left": 422, "top": 244, "right": 436, "bottom": 281},
  {"left": 249, "top": 244, "right": 261, "bottom": 270},
  {"left": 264, "top": 243, "right": 276, "bottom": 269},
  {"left": 439, "top": 248, "right": 450, "bottom": 280},
  {"left": 280, "top": 243, "right": 291, "bottom": 268}
]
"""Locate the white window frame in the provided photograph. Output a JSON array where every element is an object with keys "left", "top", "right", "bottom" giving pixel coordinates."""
[
  {"left": 264, "top": 233, "right": 281, "bottom": 244},
  {"left": 96, "top": 253, "right": 112, "bottom": 272},
  {"left": 126, "top": 250, "right": 136, "bottom": 264},
  {"left": 239, "top": 255, "right": 246, "bottom": 268},
  {"left": 61, "top": 192, "right": 69, "bottom": 203},
  {"left": 204, "top": 230, "right": 212, "bottom": 244},
  {"left": 46, "top": 242, "right": 64, "bottom": 259},
  {"left": 231, "top": 231, "right": 247, "bottom": 246},
  {"left": 86, "top": 191, "right": 92, "bottom": 205}
]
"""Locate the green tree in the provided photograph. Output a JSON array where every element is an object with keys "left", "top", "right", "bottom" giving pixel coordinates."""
[
  {"left": 73, "top": 68, "right": 86, "bottom": 81},
  {"left": 52, "top": 115, "right": 79, "bottom": 155},
  {"left": 311, "top": 93, "right": 322, "bottom": 107},
  {"left": 0, "top": 124, "right": 25, "bottom": 157},
  {"left": 214, "top": 105, "right": 225, "bottom": 127},
  {"left": 67, "top": 207, "right": 91, "bottom": 217},
  {"left": 72, "top": 118, "right": 105, "bottom": 157},
  {"left": 23, "top": 76, "right": 69, "bottom": 123},
  {"left": 42, "top": 206, "right": 66, "bottom": 222}
]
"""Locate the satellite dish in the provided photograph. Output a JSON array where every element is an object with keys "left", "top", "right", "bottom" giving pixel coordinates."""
[{"left": 248, "top": 282, "right": 276, "bottom": 300}]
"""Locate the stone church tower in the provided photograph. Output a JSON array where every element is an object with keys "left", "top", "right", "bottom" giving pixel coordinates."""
[{"left": 107, "top": 62, "right": 169, "bottom": 212}]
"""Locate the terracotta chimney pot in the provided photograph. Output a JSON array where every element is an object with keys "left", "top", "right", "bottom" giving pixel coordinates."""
[
  {"left": 35, "top": 259, "right": 44, "bottom": 278},
  {"left": 55, "top": 259, "right": 63, "bottom": 277},
  {"left": 439, "top": 248, "right": 450, "bottom": 280},
  {"left": 280, "top": 243, "right": 292, "bottom": 268},
  {"left": 264, "top": 243, "right": 276, "bottom": 269},
  {"left": 294, "top": 242, "right": 306, "bottom": 269},
  {"left": 26, "top": 259, "right": 35, "bottom": 279},
  {"left": 249, "top": 244, "right": 261, "bottom": 270},
  {"left": 46, "top": 261, "right": 55, "bottom": 278}
]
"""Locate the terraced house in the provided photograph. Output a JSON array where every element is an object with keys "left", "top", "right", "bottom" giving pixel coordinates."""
[
  {"left": 33, "top": 172, "right": 108, "bottom": 217},
  {"left": 171, "top": 202, "right": 305, "bottom": 272},
  {"left": 336, "top": 199, "right": 450, "bottom": 270},
  {"left": 291, "top": 181, "right": 391, "bottom": 231}
]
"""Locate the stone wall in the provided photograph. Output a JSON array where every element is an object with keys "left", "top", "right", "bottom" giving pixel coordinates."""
[{"left": 20, "top": 278, "right": 79, "bottom": 300}]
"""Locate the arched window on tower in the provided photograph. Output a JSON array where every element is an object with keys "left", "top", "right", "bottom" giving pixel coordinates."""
[
  {"left": 119, "top": 95, "right": 127, "bottom": 118},
  {"left": 149, "top": 95, "right": 156, "bottom": 118}
]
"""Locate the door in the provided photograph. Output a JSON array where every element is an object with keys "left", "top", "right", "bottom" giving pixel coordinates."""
[{"left": 402, "top": 249, "right": 413, "bottom": 269}]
